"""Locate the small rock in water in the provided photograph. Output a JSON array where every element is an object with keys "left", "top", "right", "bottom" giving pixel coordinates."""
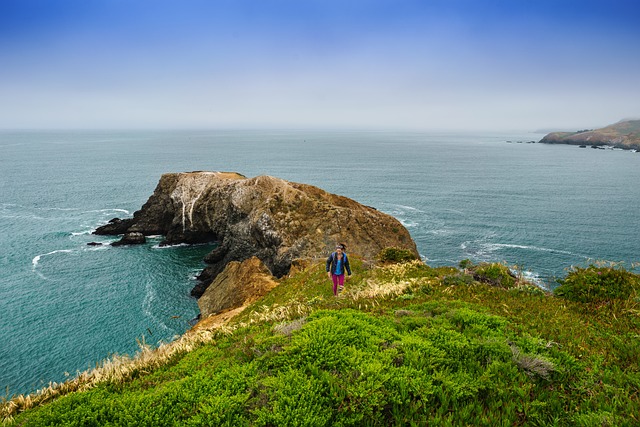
[{"left": 112, "top": 232, "right": 146, "bottom": 246}]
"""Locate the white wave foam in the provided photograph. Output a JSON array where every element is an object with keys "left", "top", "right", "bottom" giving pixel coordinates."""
[
  {"left": 142, "top": 281, "right": 170, "bottom": 334},
  {"left": 151, "top": 243, "right": 190, "bottom": 249},
  {"left": 86, "top": 245, "right": 108, "bottom": 251},
  {"left": 461, "top": 240, "right": 585, "bottom": 258},
  {"left": 33, "top": 269, "right": 47, "bottom": 280},
  {"left": 85, "top": 208, "right": 131, "bottom": 215},
  {"left": 142, "top": 281, "right": 155, "bottom": 317},
  {"left": 482, "top": 243, "right": 583, "bottom": 257},
  {"left": 71, "top": 230, "right": 92, "bottom": 236},
  {"left": 399, "top": 219, "right": 418, "bottom": 228},
  {"left": 380, "top": 203, "right": 425, "bottom": 217},
  {"left": 521, "top": 270, "right": 548, "bottom": 288},
  {"left": 37, "top": 207, "right": 79, "bottom": 212},
  {"left": 390, "top": 203, "right": 423, "bottom": 212},
  {"left": 32, "top": 249, "right": 74, "bottom": 269},
  {"left": 82, "top": 208, "right": 131, "bottom": 215}
]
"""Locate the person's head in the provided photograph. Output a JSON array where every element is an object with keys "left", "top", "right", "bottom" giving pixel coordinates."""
[{"left": 335, "top": 243, "right": 346, "bottom": 254}]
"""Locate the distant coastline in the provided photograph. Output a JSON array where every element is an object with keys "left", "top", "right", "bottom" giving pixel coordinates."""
[{"left": 538, "top": 119, "right": 640, "bottom": 151}]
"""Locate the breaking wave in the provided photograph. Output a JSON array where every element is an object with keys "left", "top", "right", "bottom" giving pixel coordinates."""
[{"left": 32, "top": 249, "right": 74, "bottom": 269}]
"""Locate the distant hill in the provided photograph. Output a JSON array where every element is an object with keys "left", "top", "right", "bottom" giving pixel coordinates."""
[{"left": 539, "top": 119, "right": 640, "bottom": 150}]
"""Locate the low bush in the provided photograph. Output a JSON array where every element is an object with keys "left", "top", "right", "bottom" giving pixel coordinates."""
[
  {"left": 377, "top": 247, "right": 418, "bottom": 263},
  {"left": 555, "top": 265, "right": 639, "bottom": 304},
  {"left": 472, "top": 263, "right": 517, "bottom": 288},
  {"left": 443, "top": 274, "right": 475, "bottom": 287},
  {"left": 458, "top": 259, "right": 474, "bottom": 270}
]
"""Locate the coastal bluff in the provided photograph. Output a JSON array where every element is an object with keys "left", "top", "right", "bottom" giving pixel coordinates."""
[
  {"left": 539, "top": 119, "right": 640, "bottom": 150},
  {"left": 95, "top": 172, "right": 419, "bottom": 298}
]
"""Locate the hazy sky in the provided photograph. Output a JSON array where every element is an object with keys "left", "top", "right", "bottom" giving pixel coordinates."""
[{"left": 1, "top": 0, "right": 638, "bottom": 131}]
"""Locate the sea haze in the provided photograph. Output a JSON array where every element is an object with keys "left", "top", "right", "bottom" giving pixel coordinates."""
[{"left": 1, "top": 130, "right": 638, "bottom": 396}]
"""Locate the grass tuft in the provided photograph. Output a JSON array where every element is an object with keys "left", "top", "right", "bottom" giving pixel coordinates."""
[
  {"left": 509, "top": 344, "right": 555, "bottom": 379},
  {"left": 273, "top": 317, "right": 307, "bottom": 336}
]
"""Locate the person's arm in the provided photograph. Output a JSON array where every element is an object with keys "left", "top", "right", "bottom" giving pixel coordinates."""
[
  {"left": 326, "top": 254, "right": 333, "bottom": 277},
  {"left": 345, "top": 255, "right": 352, "bottom": 275}
]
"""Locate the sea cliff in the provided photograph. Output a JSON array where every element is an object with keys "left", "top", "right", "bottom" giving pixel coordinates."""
[
  {"left": 95, "top": 171, "right": 419, "bottom": 302},
  {"left": 539, "top": 119, "right": 640, "bottom": 150}
]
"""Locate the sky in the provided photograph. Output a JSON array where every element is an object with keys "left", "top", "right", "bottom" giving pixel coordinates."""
[{"left": 1, "top": 0, "right": 639, "bottom": 131}]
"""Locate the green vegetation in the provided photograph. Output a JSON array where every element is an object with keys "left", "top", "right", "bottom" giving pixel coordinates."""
[
  {"left": 453, "top": 260, "right": 517, "bottom": 289},
  {"left": 377, "top": 247, "right": 418, "bottom": 263},
  {"left": 471, "top": 262, "right": 517, "bottom": 289},
  {"left": 555, "top": 264, "right": 639, "bottom": 304},
  {"left": 3, "top": 256, "right": 640, "bottom": 426}
]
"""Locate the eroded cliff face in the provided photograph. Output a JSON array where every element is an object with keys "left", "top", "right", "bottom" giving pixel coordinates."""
[
  {"left": 197, "top": 257, "right": 278, "bottom": 318},
  {"left": 95, "top": 171, "right": 419, "bottom": 297}
]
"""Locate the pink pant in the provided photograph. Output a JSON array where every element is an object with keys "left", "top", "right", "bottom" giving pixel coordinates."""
[{"left": 332, "top": 274, "right": 345, "bottom": 295}]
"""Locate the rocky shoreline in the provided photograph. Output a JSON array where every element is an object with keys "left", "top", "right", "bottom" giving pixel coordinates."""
[
  {"left": 94, "top": 172, "right": 419, "bottom": 317},
  {"left": 538, "top": 119, "right": 640, "bottom": 151}
]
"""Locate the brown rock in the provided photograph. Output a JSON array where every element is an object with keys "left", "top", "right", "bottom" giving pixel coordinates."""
[
  {"left": 287, "top": 258, "right": 312, "bottom": 277},
  {"left": 197, "top": 257, "right": 278, "bottom": 318},
  {"left": 93, "top": 218, "right": 135, "bottom": 235},
  {"left": 111, "top": 232, "right": 146, "bottom": 246},
  {"left": 95, "top": 171, "right": 420, "bottom": 295}
]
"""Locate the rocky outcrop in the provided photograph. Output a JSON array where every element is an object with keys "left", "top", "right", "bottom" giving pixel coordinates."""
[
  {"left": 96, "top": 171, "right": 419, "bottom": 297},
  {"left": 197, "top": 257, "right": 278, "bottom": 318},
  {"left": 539, "top": 119, "right": 640, "bottom": 150},
  {"left": 96, "top": 218, "right": 135, "bottom": 235},
  {"left": 111, "top": 232, "right": 146, "bottom": 246}
]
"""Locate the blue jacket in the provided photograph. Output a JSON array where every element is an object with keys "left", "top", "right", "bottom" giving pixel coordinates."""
[{"left": 326, "top": 252, "right": 351, "bottom": 275}]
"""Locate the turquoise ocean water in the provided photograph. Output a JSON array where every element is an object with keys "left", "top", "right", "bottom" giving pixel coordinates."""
[{"left": 1, "top": 130, "right": 639, "bottom": 396}]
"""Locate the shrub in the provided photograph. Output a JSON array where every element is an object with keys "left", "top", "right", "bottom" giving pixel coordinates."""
[
  {"left": 472, "top": 263, "right": 517, "bottom": 288},
  {"left": 509, "top": 284, "right": 547, "bottom": 297},
  {"left": 458, "top": 259, "right": 473, "bottom": 270},
  {"left": 377, "top": 247, "right": 418, "bottom": 263},
  {"left": 555, "top": 265, "right": 639, "bottom": 304},
  {"left": 442, "top": 274, "right": 474, "bottom": 287}
]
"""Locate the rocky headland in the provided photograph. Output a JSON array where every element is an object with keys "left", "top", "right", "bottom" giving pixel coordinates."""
[
  {"left": 539, "top": 119, "right": 640, "bottom": 150},
  {"left": 95, "top": 172, "right": 419, "bottom": 315}
]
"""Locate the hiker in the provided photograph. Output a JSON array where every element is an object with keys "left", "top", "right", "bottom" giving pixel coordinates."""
[{"left": 326, "top": 243, "right": 351, "bottom": 296}]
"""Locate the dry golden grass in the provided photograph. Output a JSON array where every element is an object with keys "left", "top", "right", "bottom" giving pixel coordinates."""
[{"left": 347, "top": 260, "right": 435, "bottom": 300}]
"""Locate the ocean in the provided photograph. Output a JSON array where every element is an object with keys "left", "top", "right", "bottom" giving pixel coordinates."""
[{"left": 1, "top": 130, "right": 638, "bottom": 396}]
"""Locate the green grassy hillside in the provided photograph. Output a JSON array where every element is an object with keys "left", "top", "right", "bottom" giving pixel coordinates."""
[{"left": 3, "top": 257, "right": 639, "bottom": 426}]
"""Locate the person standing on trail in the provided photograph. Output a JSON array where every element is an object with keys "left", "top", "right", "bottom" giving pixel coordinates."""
[{"left": 326, "top": 243, "right": 351, "bottom": 296}]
